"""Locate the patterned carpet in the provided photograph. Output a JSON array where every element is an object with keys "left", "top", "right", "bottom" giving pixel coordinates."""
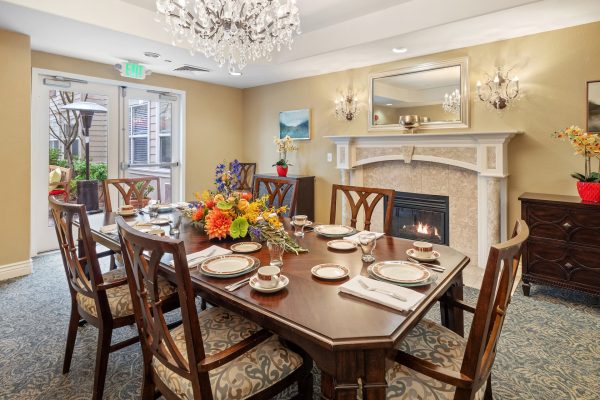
[{"left": 0, "top": 252, "right": 598, "bottom": 400}]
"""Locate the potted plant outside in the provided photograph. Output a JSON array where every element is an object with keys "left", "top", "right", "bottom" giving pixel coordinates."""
[
  {"left": 130, "top": 182, "right": 155, "bottom": 208},
  {"left": 553, "top": 126, "right": 600, "bottom": 202},
  {"left": 272, "top": 135, "right": 298, "bottom": 177}
]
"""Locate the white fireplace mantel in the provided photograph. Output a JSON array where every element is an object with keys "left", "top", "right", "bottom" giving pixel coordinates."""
[
  {"left": 325, "top": 131, "right": 521, "bottom": 268},
  {"left": 325, "top": 131, "right": 521, "bottom": 178}
]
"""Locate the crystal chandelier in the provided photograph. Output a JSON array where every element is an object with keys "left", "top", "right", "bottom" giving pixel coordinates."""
[
  {"left": 442, "top": 89, "right": 461, "bottom": 114},
  {"left": 335, "top": 89, "right": 359, "bottom": 121},
  {"left": 476, "top": 67, "right": 520, "bottom": 109},
  {"left": 155, "top": 0, "right": 301, "bottom": 73}
]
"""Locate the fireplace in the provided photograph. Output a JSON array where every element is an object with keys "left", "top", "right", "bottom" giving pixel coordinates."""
[{"left": 384, "top": 191, "right": 449, "bottom": 245}]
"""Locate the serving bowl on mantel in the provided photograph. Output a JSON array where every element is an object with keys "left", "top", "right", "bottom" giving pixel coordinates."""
[{"left": 399, "top": 115, "right": 420, "bottom": 132}]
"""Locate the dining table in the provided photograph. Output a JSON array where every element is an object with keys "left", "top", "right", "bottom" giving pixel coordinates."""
[{"left": 82, "top": 210, "right": 469, "bottom": 400}]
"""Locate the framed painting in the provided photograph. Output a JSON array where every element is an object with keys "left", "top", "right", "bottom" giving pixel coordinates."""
[
  {"left": 587, "top": 80, "right": 600, "bottom": 133},
  {"left": 279, "top": 109, "right": 310, "bottom": 140}
]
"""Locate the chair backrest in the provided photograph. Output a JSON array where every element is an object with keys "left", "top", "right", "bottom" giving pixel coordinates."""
[
  {"left": 48, "top": 196, "right": 109, "bottom": 319},
  {"left": 103, "top": 176, "right": 161, "bottom": 212},
  {"left": 237, "top": 162, "right": 256, "bottom": 191},
  {"left": 253, "top": 176, "right": 298, "bottom": 215},
  {"left": 460, "top": 220, "right": 529, "bottom": 392},
  {"left": 329, "top": 184, "right": 395, "bottom": 234},
  {"left": 117, "top": 218, "right": 208, "bottom": 394}
]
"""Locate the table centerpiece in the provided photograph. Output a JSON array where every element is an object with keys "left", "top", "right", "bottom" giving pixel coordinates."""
[{"left": 182, "top": 160, "right": 307, "bottom": 253}]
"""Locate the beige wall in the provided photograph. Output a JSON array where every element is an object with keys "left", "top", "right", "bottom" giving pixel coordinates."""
[
  {"left": 242, "top": 22, "right": 600, "bottom": 229},
  {"left": 32, "top": 51, "right": 244, "bottom": 200},
  {"left": 0, "top": 30, "right": 31, "bottom": 266}
]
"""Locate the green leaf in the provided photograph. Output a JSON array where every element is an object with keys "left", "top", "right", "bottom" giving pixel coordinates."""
[
  {"left": 216, "top": 201, "right": 233, "bottom": 210},
  {"left": 229, "top": 217, "right": 249, "bottom": 239}
]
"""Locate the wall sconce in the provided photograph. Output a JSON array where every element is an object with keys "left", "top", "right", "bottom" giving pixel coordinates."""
[
  {"left": 335, "top": 89, "right": 359, "bottom": 121},
  {"left": 476, "top": 67, "right": 519, "bottom": 109}
]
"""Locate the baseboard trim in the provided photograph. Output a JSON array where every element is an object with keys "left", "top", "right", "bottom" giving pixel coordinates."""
[{"left": 0, "top": 259, "right": 33, "bottom": 281}]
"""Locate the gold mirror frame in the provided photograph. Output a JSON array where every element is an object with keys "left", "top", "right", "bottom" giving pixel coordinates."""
[{"left": 368, "top": 57, "right": 469, "bottom": 131}]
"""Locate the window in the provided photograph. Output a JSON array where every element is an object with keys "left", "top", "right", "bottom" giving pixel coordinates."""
[
  {"left": 157, "top": 102, "right": 172, "bottom": 164},
  {"left": 128, "top": 101, "right": 150, "bottom": 164}
]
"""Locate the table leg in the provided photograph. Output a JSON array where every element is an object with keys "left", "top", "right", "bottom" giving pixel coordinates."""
[
  {"left": 440, "top": 272, "right": 465, "bottom": 337},
  {"left": 320, "top": 349, "right": 387, "bottom": 400}
]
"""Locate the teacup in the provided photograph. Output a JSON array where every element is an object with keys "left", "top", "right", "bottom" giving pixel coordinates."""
[
  {"left": 412, "top": 241, "right": 433, "bottom": 259},
  {"left": 257, "top": 265, "right": 281, "bottom": 289}
]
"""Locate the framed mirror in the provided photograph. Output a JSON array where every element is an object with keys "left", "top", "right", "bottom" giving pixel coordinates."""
[{"left": 368, "top": 57, "right": 469, "bottom": 131}]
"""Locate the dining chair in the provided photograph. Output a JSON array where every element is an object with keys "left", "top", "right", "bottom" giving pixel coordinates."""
[
  {"left": 253, "top": 176, "right": 298, "bottom": 215},
  {"left": 103, "top": 176, "right": 161, "bottom": 213},
  {"left": 49, "top": 196, "right": 179, "bottom": 400},
  {"left": 236, "top": 162, "right": 256, "bottom": 191},
  {"left": 385, "top": 220, "right": 529, "bottom": 400},
  {"left": 329, "top": 184, "right": 395, "bottom": 234},
  {"left": 117, "top": 218, "right": 313, "bottom": 400}
]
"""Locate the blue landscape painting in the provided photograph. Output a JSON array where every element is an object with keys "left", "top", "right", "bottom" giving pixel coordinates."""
[{"left": 279, "top": 109, "right": 310, "bottom": 140}]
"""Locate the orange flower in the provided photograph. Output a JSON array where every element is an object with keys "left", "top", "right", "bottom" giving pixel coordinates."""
[
  {"left": 205, "top": 209, "right": 232, "bottom": 240},
  {"left": 240, "top": 191, "right": 253, "bottom": 201},
  {"left": 192, "top": 207, "right": 204, "bottom": 222},
  {"left": 205, "top": 199, "right": 216, "bottom": 209}
]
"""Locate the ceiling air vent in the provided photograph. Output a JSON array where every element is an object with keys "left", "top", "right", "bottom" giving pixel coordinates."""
[{"left": 173, "top": 64, "right": 210, "bottom": 73}]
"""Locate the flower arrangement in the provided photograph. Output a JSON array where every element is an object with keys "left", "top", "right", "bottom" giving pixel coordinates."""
[
  {"left": 186, "top": 161, "right": 307, "bottom": 253},
  {"left": 272, "top": 135, "right": 298, "bottom": 168},
  {"left": 552, "top": 126, "right": 600, "bottom": 181}
]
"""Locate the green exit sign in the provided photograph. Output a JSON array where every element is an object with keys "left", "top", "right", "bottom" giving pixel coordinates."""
[{"left": 117, "top": 62, "right": 147, "bottom": 79}]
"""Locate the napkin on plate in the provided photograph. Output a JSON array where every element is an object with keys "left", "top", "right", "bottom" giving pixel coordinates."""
[
  {"left": 170, "top": 245, "right": 232, "bottom": 268},
  {"left": 338, "top": 276, "right": 425, "bottom": 312},
  {"left": 343, "top": 231, "right": 385, "bottom": 243},
  {"left": 99, "top": 221, "right": 149, "bottom": 234}
]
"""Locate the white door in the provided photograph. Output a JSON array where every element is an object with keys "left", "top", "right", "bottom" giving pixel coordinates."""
[
  {"left": 31, "top": 74, "right": 119, "bottom": 254},
  {"left": 120, "top": 87, "right": 182, "bottom": 204}
]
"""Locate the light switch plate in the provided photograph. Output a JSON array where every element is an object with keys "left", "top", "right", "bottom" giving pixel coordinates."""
[{"left": 327, "top": 153, "right": 333, "bottom": 162}]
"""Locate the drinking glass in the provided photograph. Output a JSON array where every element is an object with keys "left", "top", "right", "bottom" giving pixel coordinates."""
[
  {"left": 149, "top": 200, "right": 161, "bottom": 218},
  {"left": 267, "top": 239, "right": 285, "bottom": 267},
  {"left": 170, "top": 212, "right": 182, "bottom": 238},
  {"left": 292, "top": 214, "right": 308, "bottom": 237},
  {"left": 358, "top": 232, "right": 377, "bottom": 262}
]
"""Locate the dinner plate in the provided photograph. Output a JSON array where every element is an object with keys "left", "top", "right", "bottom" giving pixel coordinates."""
[
  {"left": 134, "top": 225, "right": 161, "bottom": 234},
  {"left": 406, "top": 249, "right": 441, "bottom": 262},
  {"left": 157, "top": 205, "right": 174, "bottom": 213},
  {"left": 314, "top": 225, "right": 355, "bottom": 237},
  {"left": 367, "top": 265, "right": 438, "bottom": 287},
  {"left": 249, "top": 274, "right": 289, "bottom": 293},
  {"left": 370, "top": 261, "right": 431, "bottom": 284},
  {"left": 311, "top": 264, "right": 350, "bottom": 280},
  {"left": 147, "top": 218, "right": 170, "bottom": 225},
  {"left": 230, "top": 242, "right": 262, "bottom": 253},
  {"left": 199, "top": 255, "right": 258, "bottom": 278},
  {"left": 174, "top": 202, "right": 190, "bottom": 209},
  {"left": 117, "top": 209, "right": 137, "bottom": 216},
  {"left": 327, "top": 240, "right": 358, "bottom": 251}
]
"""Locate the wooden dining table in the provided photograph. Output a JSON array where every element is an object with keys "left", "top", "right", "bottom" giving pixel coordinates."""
[{"left": 83, "top": 211, "right": 469, "bottom": 400}]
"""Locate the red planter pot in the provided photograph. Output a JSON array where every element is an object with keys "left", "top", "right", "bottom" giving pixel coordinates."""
[
  {"left": 276, "top": 165, "right": 288, "bottom": 177},
  {"left": 577, "top": 181, "right": 600, "bottom": 202}
]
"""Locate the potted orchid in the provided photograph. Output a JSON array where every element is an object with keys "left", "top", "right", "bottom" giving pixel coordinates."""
[
  {"left": 553, "top": 125, "right": 600, "bottom": 202},
  {"left": 272, "top": 135, "right": 298, "bottom": 177}
]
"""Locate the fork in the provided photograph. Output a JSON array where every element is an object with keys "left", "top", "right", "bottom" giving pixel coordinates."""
[
  {"left": 407, "top": 257, "right": 446, "bottom": 272},
  {"left": 225, "top": 277, "right": 251, "bottom": 291},
  {"left": 358, "top": 279, "right": 407, "bottom": 301},
  {"left": 186, "top": 248, "right": 217, "bottom": 268}
]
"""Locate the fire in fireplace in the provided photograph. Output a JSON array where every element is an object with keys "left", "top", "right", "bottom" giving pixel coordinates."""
[{"left": 384, "top": 191, "right": 449, "bottom": 245}]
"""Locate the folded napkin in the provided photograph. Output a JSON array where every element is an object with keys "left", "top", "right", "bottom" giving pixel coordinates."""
[
  {"left": 99, "top": 221, "right": 148, "bottom": 234},
  {"left": 343, "top": 230, "right": 385, "bottom": 243},
  {"left": 170, "top": 245, "right": 232, "bottom": 268},
  {"left": 338, "top": 276, "right": 425, "bottom": 312}
]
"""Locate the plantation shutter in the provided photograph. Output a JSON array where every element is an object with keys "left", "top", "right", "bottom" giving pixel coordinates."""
[{"left": 129, "top": 102, "right": 150, "bottom": 164}]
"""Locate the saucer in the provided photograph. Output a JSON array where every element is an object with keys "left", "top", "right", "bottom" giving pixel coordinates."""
[
  {"left": 147, "top": 218, "right": 170, "bottom": 225},
  {"left": 327, "top": 240, "right": 357, "bottom": 251},
  {"left": 117, "top": 209, "right": 137, "bottom": 216},
  {"left": 230, "top": 242, "right": 262, "bottom": 253},
  {"left": 406, "top": 248, "right": 441, "bottom": 262},
  {"left": 249, "top": 274, "right": 289, "bottom": 293}
]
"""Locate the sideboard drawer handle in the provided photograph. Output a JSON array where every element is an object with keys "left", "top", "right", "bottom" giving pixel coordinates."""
[
  {"left": 562, "top": 222, "right": 572, "bottom": 229},
  {"left": 564, "top": 262, "right": 573, "bottom": 268}
]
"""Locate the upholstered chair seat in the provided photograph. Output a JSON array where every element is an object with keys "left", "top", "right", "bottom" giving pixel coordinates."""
[
  {"left": 386, "top": 319, "right": 486, "bottom": 400},
  {"left": 153, "top": 307, "right": 304, "bottom": 400},
  {"left": 76, "top": 268, "right": 176, "bottom": 318}
]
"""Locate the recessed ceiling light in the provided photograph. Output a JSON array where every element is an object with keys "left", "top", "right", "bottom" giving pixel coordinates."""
[
  {"left": 229, "top": 71, "right": 243, "bottom": 76},
  {"left": 392, "top": 47, "right": 408, "bottom": 54},
  {"left": 386, "top": 103, "right": 393, "bottom": 106},
  {"left": 144, "top": 51, "right": 161, "bottom": 58},
  {"left": 164, "top": 59, "right": 172, "bottom": 63}
]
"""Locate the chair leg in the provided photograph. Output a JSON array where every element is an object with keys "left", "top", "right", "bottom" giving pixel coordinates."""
[
  {"left": 484, "top": 373, "right": 493, "bottom": 400},
  {"left": 200, "top": 298, "right": 207, "bottom": 310},
  {"left": 141, "top": 367, "right": 156, "bottom": 400},
  {"left": 109, "top": 254, "right": 116, "bottom": 270},
  {"left": 92, "top": 326, "right": 113, "bottom": 400},
  {"left": 296, "top": 369, "right": 313, "bottom": 400},
  {"left": 62, "top": 303, "right": 80, "bottom": 374}
]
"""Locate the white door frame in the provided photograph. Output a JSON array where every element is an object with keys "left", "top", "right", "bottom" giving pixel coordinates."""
[{"left": 30, "top": 68, "right": 187, "bottom": 256}]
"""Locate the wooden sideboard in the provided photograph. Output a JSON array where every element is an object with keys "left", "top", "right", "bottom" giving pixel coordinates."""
[
  {"left": 519, "top": 192, "right": 600, "bottom": 297},
  {"left": 253, "top": 173, "right": 315, "bottom": 220}
]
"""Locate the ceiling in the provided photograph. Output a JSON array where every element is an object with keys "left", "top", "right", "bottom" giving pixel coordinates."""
[{"left": 1, "top": 0, "right": 599, "bottom": 89}]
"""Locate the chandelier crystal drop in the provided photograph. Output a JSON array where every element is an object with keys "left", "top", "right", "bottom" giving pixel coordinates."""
[
  {"left": 155, "top": 0, "right": 301, "bottom": 73},
  {"left": 442, "top": 89, "right": 461, "bottom": 114}
]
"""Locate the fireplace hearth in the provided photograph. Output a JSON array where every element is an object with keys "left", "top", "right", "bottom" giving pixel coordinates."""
[{"left": 384, "top": 191, "right": 449, "bottom": 245}]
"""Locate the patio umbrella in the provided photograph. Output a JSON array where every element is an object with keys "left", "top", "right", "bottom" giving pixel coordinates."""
[{"left": 62, "top": 101, "right": 107, "bottom": 211}]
